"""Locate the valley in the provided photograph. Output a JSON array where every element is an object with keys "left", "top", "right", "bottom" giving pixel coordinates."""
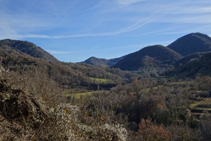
[{"left": 1, "top": 33, "right": 211, "bottom": 140}]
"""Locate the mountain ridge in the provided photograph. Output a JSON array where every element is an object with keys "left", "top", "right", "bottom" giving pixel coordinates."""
[
  {"left": 112, "top": 45, "right": 183, "bottom": 70},
  {"left": 3, "top": 32, "right": 211, "bottom": 72},
  {"left": 83, "top": 33, "right": 211, "bottom": 69}
]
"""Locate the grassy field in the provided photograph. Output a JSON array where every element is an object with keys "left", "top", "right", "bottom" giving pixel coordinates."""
[
  {"left": 72, "top": 91, "right": 94, "bottom": 99},
  {"left": 190, "top": 101, "right": 202, "bottom": 108},
  {"left": 65, "top": 77, "right": 114, "bottom": 99},
  {"left": 65, "top": 89, "right": 100, "bottom": 99},
  {"left": 90, "top": 77, "right": 115, "bottom": 84}
]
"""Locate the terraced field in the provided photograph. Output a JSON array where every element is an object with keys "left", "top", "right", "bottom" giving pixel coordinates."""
[{"left": 190, "top": 98, "right": 211, "bottom": 117}]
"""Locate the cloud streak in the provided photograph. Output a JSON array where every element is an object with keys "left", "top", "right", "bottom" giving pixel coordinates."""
[
  {"left": 117, "top": 0, "right": 146, "bottom": 5},
  {"left": 47, "top": 50, "right": 73, "bottom": 55},
  {"left": 0, "top": 10, "right": 158, "bottom": 39},
  {"left": 1, "top": 0, "right": 211, "bottom": 53}
]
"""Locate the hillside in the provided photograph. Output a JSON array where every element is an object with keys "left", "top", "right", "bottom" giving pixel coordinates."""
[
  {"left": 0, "top": 41, "right": 138, "bottom": 90},
  {"left": 107, "top": 56, "right": 125, "bottom": 66},
  {"left": 112, "top": 45, "right": 183, "bottom": 71},
  {"left": 84, "top": 56, "right": 124, "bottom": 67},
  {"left": 168, "top": 33, "right": 211, "bottom": 56},
  {"left": 0, "top": 39, "right": 58, "bottom": 62},
  {"left": 174, "top": 52, "right": 207, "bottom": 68},
  {"left": 175, "top": 52, "right": 211, "bottom": 76}
]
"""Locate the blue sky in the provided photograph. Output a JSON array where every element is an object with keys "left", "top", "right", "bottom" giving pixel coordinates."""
[{"left": 1, "top": 0, "right": 211, "bottom": 62}]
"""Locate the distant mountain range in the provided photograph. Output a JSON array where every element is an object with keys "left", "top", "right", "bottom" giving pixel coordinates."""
[
  {"left": 83, "top": 32, "right": 211, "bottom": 71},
  {"left": 1, "top": 32, "right": 211, "bottom": 73}
]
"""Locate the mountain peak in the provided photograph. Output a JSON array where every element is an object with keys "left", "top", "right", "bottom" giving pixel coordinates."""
[
  {"left": 167, "top": 32, "right": 211, "bottom": 56},
  {"left": 84, "top": 56, "right": 125, "bottom": 67},
  {"left": 84, "top": 56, "right": 109, "bottom": 67}
]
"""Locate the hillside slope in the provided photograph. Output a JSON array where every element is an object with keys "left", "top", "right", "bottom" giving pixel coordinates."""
[
  {"left": 175, "top": 52, "right": 211, "bottom": 76},
  {"left": 174, "top": 52, "right": 207, "bottom": 68},
  {"left": 0, "top": 39, "right": 58, "bottom": 62},
  {"left": 0, "top": 41, "right": 137, "bottom": 89},
  {"left": 168, "top": 33, "right": 211, "bottom": 56},
  {"left": 112, "top": 45, "right": 183, "bottom": 71}
]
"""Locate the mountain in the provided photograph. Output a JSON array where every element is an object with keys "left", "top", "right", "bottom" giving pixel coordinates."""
[
  {"left": 84, "top": 57, "right": 109, "bottom": 67},
  {"left": 167, "top": 33, "right": 211, "bottom": 56},
  {"left": 0, "top": 39, "right": 58, "bottom": 62},
  {"left": 112, "top": 45, "right": 183, "bottom": 71},
  {"left": 83, "top": 56, "right": 124, "bottom": 67}
]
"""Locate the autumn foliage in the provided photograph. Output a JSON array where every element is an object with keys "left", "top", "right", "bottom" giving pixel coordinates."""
[{"left": 137, "top": 118, "right": 171, "bottom": 141}]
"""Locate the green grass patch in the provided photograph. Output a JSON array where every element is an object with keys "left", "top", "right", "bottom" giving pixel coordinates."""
[
  {"left": 73, "top": 91, "right": 94, "bottom": 99},
  {"left": 196, "top": 107, "right": 211, "bottom": 111},
  {"left": 66, "top": 91, "right": 94, "bottom": 99},
  {"left": 65, "top": 89, "right": 100, "bottom": 99},
  {"left": 90, "top": 77, "right": 115, "bottom": 84},
  {"left": 190, "top": 101, "right": 203, "bottom": 108},
  {"left": 190, "top": 98, "right": 211, "bottom": 108}
]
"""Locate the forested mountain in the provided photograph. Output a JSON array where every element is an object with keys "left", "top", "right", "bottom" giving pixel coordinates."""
[
  {"left": 0, "top": 39, "right": 58, "bottom": 62},
  {"left": 168, "top": 33, "right": 211, "bottom": 56},
  {"left": 83, "top": 56, "right": 124, "bottom": 67},
  {"left": 112, "top": 45, "right": 182, "bottom": 70},
  {"left": 83, "top": 57, "right": 109, "bottom": 67}
]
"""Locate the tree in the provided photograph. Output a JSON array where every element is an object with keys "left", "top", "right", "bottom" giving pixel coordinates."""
[{"left": 136, "top": 118, "right": 171, "bottom": 141}]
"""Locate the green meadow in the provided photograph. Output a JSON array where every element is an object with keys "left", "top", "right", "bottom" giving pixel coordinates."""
[{"left": 90, "top": 77, "right": 115, "bottom": 84}]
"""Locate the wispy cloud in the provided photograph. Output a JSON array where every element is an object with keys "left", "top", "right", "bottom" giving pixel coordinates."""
[
  {"left": 47, "top": 50, "right": 73, "bottom": 55},
  {"left": 1, "top": 10, "right": 158, "bottom": 39},
  {"left": 159, "top": 25, "right": 211, "bottom": 36},
  {"left": 117, "top": 0, "right": 146, "bottom": 5},
  {"left": 1, "top": 0, "right": 211, "bottom": 51}
]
